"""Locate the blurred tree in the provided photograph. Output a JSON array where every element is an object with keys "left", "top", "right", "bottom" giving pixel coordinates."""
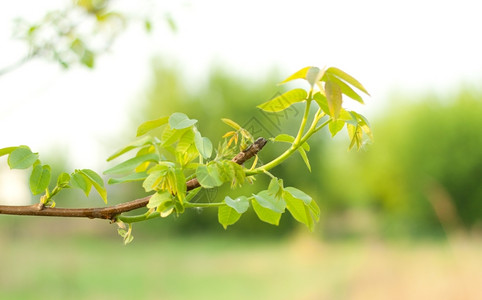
[{"left": 319, "top": 88, "right": 482, "bottom": 237}]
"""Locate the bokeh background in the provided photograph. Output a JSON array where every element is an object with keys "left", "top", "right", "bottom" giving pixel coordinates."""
[{"left": 1, "top": 1, "right": 481, "bottom": 299}]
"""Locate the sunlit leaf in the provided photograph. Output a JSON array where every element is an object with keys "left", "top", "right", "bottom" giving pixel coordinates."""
[
  {"left": 252, "top": 190, "right": 286, "bottom": 213},
  {"left": 147, "top": 191, "right": 172, "bottom": 209},
  {"left": 0, "top": 146, "right": 17, "bottom": 158},
  {"left": 306, "top": 66, "right": 325, "bottom": 87},
  {"left": 7, "top": 147, "right": 39, "bottom": 169},
  {"left": 107, "top": 135, "right": 154, "bottom": 161},
  {"left": 194, "top": 130, "right": 213, "bottom": 159},
  {"left": 325, "top": 80, "right": 343, "bottom": 119},
  {"left": 279, "top": 66, "right": 311, "bottom": 85},
  {"left": 218, "top": 205, "right": 241, "bottom": 229},
  {"left": 56, "top": 172, "right": 71, "bottom": 188},
  {"left": 252, "top": 199, "right": 282, "bottom": 225},
  {"left": 221, "top": 118, "right": 242, "bottom": 131},
  {"left": 329, "top": 119, "right": 345, "bottom": 137},
  {"left": 284, "top": 192, "right": 314, "bottom": 231},
  {"left": 136, "top": 116, "right": 169, "bottom": 137},
  {"left": 326, "top": 74, "right": 364, "bottom": 104},
  {"left": 283, "top": 187, "right": 312, "bottom": 205},
  {"left": 176, "top": 129, "right": 195, "bottom": 153},
  {"left": 70, "top": 172, "right": 92, "bottom": 196},
  {"left": 196, "top": 164, "right": 223, "bottom": 188},
  {"left": 168, "top": 112, "right": 198, "bottom": 129},
  {"left": 108, "top": 172, "right": 147, "bottom": 184},
  {"left": 325, "top": 67, "right": 370, "bottom": 95},
  {"left": 104, "top": 153, "right": 159, "bottom": 175},
  {"left": 224, "top": 196, "right": 249, "bottom": 213},
  {"left": 297, "top": 147, "right": 311, "bottom": 172},
  {"left": 257, "top": 88, "right": 307, "bottom": 112},
  {"left": 29, "top": 164, "right": 51, "bottom": 195},
  {"left": 78, "top": 169, "right": 107, "bottom": 203},
  {"left": 313, "top": 92, "right": 330, "bottom": 115}
]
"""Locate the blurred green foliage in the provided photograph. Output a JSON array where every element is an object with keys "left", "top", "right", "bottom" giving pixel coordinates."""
[{"left": 319, "top": 88, "right": 482, "bottom": 238}]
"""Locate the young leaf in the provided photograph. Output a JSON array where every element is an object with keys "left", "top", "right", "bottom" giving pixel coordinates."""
[
  {"left": 221, "top": 118, "right": 242, "bottom": 131},
  {"left": 313, "top": 92, "right": 330, "bottom": 115},
  {"left": 297, "top": 147, "right": 311, "bottom": 172},
  {"left": 329, "top": 119, "right": 345, "bottom": 137},
  {"left": 161, "top": 126, "right": 189, "bottom": 147},
  {"left": 196, "top": 164, "right": 223, "bottom": 188},
  {"left": 168, "top": 112, "right": 198, "bottom": 129},
  {"left": 176, "top": 129, "right": 195, "bottom": 153},
  {"left": 252, "top": 199, "right": 282, "bottom": 225},
  {"left": 324, "top": 80, "right": 343, "bottom": 119},
  {"left": 147, "top": 191, "right": 172, "bottom": 209},
  {"left": 252, "top": 190, "right": 285, "bottom": 213},
  {"left": 194, "top": 130, "right": 213, "bottom": 159},
  {"left": 325, "top": 67, "right": 370, "bottom": 96},
  {"left": 218, "top": 205, "right": 242, "bottom": 229},
  {"left": 0, "top": 146, "right": 18, "bottom": 158},
  {"left": 257, "top": 88, "right": 307, "bottom": 112},
  {"left": 70, "top": 172, "right": 92, "bottom": 196},
  {"left": 306, "top": 66, "right": 325, "bottom": 87},
  {"left": 107, "top": 135, "right": 154, "bottom": 161},
  {"left": 56, "top": 172, "right": 71, "bottom": 188},
  {"left": 284, "top": 192, "right": 314, "bottom": 231},
  {"left": 78, "top": 169, "right": 107, "bottom": 203},
  {"left": 224, "top": 196, "right": 249, "bottom": 213},
  {"left": 29, "top": 164, "right": 51, "bottom": 195},
  {"left": 279, "top": 66, "right": 311, "bottom": 85},
  {"left": 326, "top": 74, "right": 364, "bottom": 104},
  {"left": 283, "top": 187, "right": 312, "bottom": 205},
  {"left": 136, "top": 116, "right": 169, "bottom": 137},
  {"left": 108, "top": 172, "right": 147, "bottom": 184},
  {"left": 103, "top": 153, "right": 159, "bottom": 175},
  {"left": 273, "top": 134, "right": 310, "bottom": 151},
  {"left": 7, "top": 147, "right": 39, "bottom": 169}
]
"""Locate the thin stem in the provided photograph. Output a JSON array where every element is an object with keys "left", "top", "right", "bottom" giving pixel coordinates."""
[{"left": 117, "top": 211, "right": 160, "bottom": 223}]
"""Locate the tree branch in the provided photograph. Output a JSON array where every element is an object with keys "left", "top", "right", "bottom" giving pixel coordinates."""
[{"left": 0, "top": 137, "right": 268, "bottom": 221}]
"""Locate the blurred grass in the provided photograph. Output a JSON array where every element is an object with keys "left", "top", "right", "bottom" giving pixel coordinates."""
[{"left": 1, "top": 218, "right": 481, "bottom": 300}]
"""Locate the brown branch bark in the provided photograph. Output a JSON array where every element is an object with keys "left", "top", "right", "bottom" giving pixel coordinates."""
[{"left": 0, "top": 137, "right": 268, "bottom": 221}]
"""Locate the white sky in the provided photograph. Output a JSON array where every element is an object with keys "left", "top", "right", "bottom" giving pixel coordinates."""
[{"left": 1, "top": 0, "right": 482, "bottom": 169}]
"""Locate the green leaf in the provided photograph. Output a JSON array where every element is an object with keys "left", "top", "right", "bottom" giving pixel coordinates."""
[
  {"left": 252, "top": 190, "right": 285, "bottom": 213},
  {"left": 279, "top": 66, "right": 311, "bottom": 84},
  {"left": 313, "top": 92, "right": 330, "bottom": 115},
  {"left": 142, "top": 171, "right": 163, "bottom": 192},
  {"left": 136, "top": 116, "right": 169, "bottom": 137},
  {"left": 347, "top": 124, "right": 363, "bottom": 150},
  {"left": 196, "top": 164, "right": 223, "bottom": 188},
  {"left": 329, "top": 119, "right": 345, "bottom": 137},
  {"left": 176, "top": 129, "right": 195, "bottom": 153},
  {"left": 325, "top": 80, "right": 343, "bottom": 119},
  {"left": 0, "top": 146, "right": 17, "bottom": 158},
  {"left": 161, "top": 126, "right": 188, "bottom": 147},
  {"left": 224, "top": 196, "right": 249, "bottom": 213},
  {"left": 78, "top": 169, "right": 107, "bottom": 203},
  {"left": 308, "top": 199, "right": 321, "bottom": 222},
  {"left": 147, "top": 191, "right": 172, "bottom": 209},
  {"left": 297, "top": 147, "right": 311, "bottom": 172},
  {"left": 168, "top": 112, "right": 198, "bottom": 129},
  {"left": 107, "top": 135, "right": 154, "bottom": 161},
  {"left": 173, "top": 167, "right": 187, "bottom": 203},
  {"left": 104, "top": 153, "right": 159, "bottom": 175},
  {"left": 284, "top": 192, "right": 314, "bottom": 231},
  {"left": 56, "top": 173, "right": 71, "bottom": 188},
  {"left": 221, "top": 118, "right": 242, "bottom": 131},
  {"left": 306, "top": 66, "right": 325, "bottom": 87},
  {"left": 257, "top": 88, "right": 308, "bottom": 112},
  {"left": 194, "top": 130, "right": 213, "bottom": 159},
  {"left": 70, "top": 172, "right": 92, "bottom": 196},
  {"left": 325, "top": 67, "right": 370, "bottom": 96},
  {"left": 326, "top": 74, "right": 364, "bottom": 104},
  {"left": 218, "top": 205, "right": 242, "bottom": 229},
  {"left": 252, "top": 199, "right": 282, "bottom": 225},
  {"left": 108, "top": 172, "right": 147, "bottom": 184},
  {"left": 7, "top": 147, "right": 39, "bottom": 169},
  {"left": 283, "top": 187, "right": 312, "bottom": 205},
  {"left": 29, "top": 165, "right": 51, "bottom": 195}
]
